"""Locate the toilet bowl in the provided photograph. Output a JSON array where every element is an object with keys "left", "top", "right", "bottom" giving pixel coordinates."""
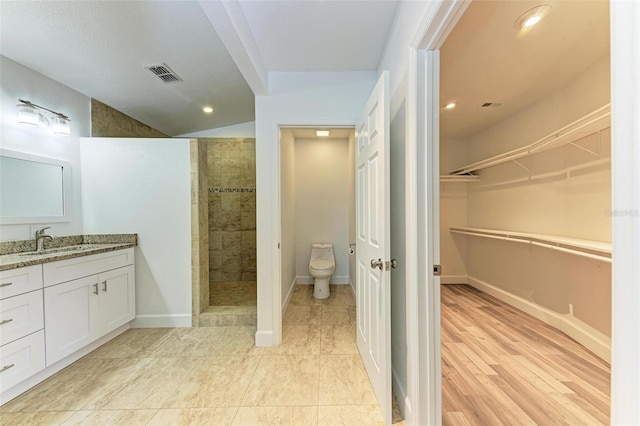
[{"left": 309, "top": 243, "right": 335, "bottom": 299}]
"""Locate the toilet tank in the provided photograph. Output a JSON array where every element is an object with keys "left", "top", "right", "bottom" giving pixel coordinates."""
[{"left": 310, "top": 243, "right": 334, "bottom": 261}]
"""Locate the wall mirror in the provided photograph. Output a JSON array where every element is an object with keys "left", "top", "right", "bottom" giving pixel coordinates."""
[{"left": 0, "top": 149, "right": 72, "bottom": 225}]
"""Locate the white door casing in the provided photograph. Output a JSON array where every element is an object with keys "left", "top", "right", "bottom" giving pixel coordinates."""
[{"left": 355, "top": 71, "right": 391, "bottom": 424}]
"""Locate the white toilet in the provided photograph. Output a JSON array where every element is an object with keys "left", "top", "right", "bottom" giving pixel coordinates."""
[{"left": 308, "top": 243, "right": 335, "bottom": 299}]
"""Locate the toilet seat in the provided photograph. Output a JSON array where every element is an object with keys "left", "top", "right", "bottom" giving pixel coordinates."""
[{"left": 310, "top": 259, "right": 333, "bottom": 270}]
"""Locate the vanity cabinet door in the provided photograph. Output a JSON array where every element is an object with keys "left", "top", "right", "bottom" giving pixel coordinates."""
[
  {"left": 44, "top": 275, "right": 99, "bottom": 366},
  {"left": 97, "top": 265, "right": 135, "bottom": 335}
]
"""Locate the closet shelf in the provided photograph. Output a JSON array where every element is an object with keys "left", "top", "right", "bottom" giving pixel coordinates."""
[
  {"left": 440, "top": 174, "right": 479, "bottom": 182},
  {"left": 448, "top": 104, "right": 611, "bottom": 176},
  {"left": 450, "top": 227, "right": 611, "bottom": 263}
]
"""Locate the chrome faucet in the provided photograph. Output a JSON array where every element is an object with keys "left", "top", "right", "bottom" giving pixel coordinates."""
[{"left": 35, "top": 227, "right": 53, "bottom": 253}]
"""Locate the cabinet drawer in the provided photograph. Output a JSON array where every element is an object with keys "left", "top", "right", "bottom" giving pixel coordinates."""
[
  {"left": 0, "top": 290, "right": 44, "bottom": 346},
  {"left": 0, "top": 265, "right": 43, "bottom": 300},
  {"left": 0, "top": 330, "right": 45, "bottom": 391},
  {"left": 44, "top": 248, "right": 134, "bottom": 286}
]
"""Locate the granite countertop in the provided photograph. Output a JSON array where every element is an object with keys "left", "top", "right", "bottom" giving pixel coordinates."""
[{"left": 0, "top": 234, "right": 137, "bottom": 271}]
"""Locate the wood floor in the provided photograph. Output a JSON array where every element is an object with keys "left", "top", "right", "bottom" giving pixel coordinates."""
[{"left": 441, "top": 284, "right": 610, "bottom": 425}]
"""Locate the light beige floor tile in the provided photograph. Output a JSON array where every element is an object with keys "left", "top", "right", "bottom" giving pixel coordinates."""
[
  {"left": 162, "top": 356, "right": 260, "bottom": 408},
  {"left": 321, "top": 306, "right": 356, "bottom": 325},
  {"left": 149, "top": 327, "right": 227, "bottom": 357},
  {"left": 264, "top": 325, "right": 321, "bottom": 355},
  {"left": 61, "top": 409, "right": 157, "bottom": 425},
  {"left": 86, "top": 328, "right": 175, "bottom": 358},
  {"left": 319, "top": 355, "right": 377, "bottom": 405},
  {"left": 0, "top": 411, "right": 75, "bottom": 425},
  {"left": 1, "top": 358, "right": 142, "bottom": 412},
  {"left": 207, "top": 326, "right": 264, "bottom": 357},
  {"left": 289, "top": 285, "right": 319, "bottom": 306},
  {"left": 320, "top": 325, "right": 358, "bottom": 355},
  {"left": 317, "top": 405, "right": 385, "bottom": 425},
  {"left": 242, "top": 355, "right": 320, "bottom": 406},
  {"left": 322, "top": 285, "right": 356, "bottom": 307},
  {"left": 232, "top": 406, "right": 318, "bottom": 426},
  {"left": 147, "top": 407, "right": 238, "bottom": 426},
  {"left": 283, "top": 305, "right": 322, "bottom": 325},
  {"left": 82, "top": 357, "right": 199, "bottom": 410}
]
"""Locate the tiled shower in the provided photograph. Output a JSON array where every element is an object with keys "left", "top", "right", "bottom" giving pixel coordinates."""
[{"left": 205, "top": 138, "right": 257, "bottom": 308}]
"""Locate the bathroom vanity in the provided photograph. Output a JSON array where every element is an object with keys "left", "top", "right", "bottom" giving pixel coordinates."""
[{"left": 0, "top": 236, "right": 136, "bottom": 404}]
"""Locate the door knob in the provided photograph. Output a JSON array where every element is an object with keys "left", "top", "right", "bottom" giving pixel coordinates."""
[
  {"left": 370, "top": 258, "right": 383, "bottom": 270},
  {"left": 390, "top": 259, "right": 398, "bottom": 269}
]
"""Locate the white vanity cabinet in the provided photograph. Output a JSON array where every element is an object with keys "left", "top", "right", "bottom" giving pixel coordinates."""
[
  {"left": 43, "top": 248, "right": 135, "bottom": 366},
  {"left": 0, "top": 265, "right": 46, "bottom": 392}
]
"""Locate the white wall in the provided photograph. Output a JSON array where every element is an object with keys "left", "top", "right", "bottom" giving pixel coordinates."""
[
  {"left": 294, "top": 137, "right": 350, "bottom": 283},
  {"left": 178, "top": 121, "right": 256, "bottom": 138},
  {"left": 80, "top": 138, "right": 192, "bottom": 327},
  {"left": 280, "top": 129, "right": 297, "bottom": 306},
  {"left": 390, "top": 100, "right": 408, "bottom": 407},
  {"left": 0, "top": 55, "right": 89, "bottom": 241},
  {"left": 255, "top": 71, "right": 377, "bottom": 346}
]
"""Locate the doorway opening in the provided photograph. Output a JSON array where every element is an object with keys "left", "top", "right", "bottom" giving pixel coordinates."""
[
  {"left": 192, "top": 138, "right": 257, "bottom": 327},
  {"left": 438, "top": 1, "right": 611, "bottom": 423}
]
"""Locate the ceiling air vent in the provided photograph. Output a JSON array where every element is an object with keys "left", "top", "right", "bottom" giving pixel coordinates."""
[
  {"left": 481, "top": 102, "right": 502, "bottom": 108},
  {"left": 145, "top": 63, "right": 182, "bottom": 83}
]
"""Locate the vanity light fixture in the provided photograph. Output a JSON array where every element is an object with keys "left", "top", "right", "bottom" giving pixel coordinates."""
[
  {"left": 16, "top": 99, "right": 71, "bottom": 136},
  {"left": 514, "top": 4, "right": 552, "bottom": 31},
  {"left": 316, "top": 130, "right": 330, "bottom": 137}
]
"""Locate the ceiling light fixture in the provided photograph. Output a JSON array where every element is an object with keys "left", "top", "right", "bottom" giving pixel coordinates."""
[
  {"left": 444, "top": 102, "right": 457, "bottom": 110},
  {"left": 16, "top": 99, "right": 71, "bottom": 136},
  {"left": 316, "top": 130, "right": 330, "bottom": 137},
  {"left": 514, "top": 5, "right": 552, "bottom": 31},
  {"left": 202, "top": 106, "right": 214, "bottom": 114}
]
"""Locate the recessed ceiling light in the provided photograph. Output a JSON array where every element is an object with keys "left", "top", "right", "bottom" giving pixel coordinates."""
[
  {"left": 202, "top": 106, "right": 214, "bottom": 114},
  {"left": 514, "top": 5, "right": 552, "bottom": 31},
  {"left": 316, "top": 130, "right": 330, "bottom": 137},
  {"left": 444, "top": 102, "right": 456, "bottom": 110}
]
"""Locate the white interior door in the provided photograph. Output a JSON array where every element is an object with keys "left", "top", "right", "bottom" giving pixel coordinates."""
[{"left": 355, "top": 71, "right": 391, "bottom": 424}]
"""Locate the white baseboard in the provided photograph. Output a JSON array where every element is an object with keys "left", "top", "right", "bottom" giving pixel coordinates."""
[
  {"left": 467, "top": 276, "right": 611, "bottom": 362},
  {"left": 282, "top": 277, "right": 297, "bottom": 315},
  {"left": 296, "top": 275, "right": 350, "bottom": 285},
  {"left": 255, "top": 329, "right": 273, "bottom": 347},
  {"left": 1, "top": 324, "right": 129, "bottom": 406},
  {"left": 441, "top": 275, "right": 468, "bottom": 284},
  {"left": 131, "top": 314, "right": 192, "bottom": 328}
]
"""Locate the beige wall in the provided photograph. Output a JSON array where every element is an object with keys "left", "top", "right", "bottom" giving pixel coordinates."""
[
  {"left": 90, "top": 99, "right": 169, "bottom": 138},
  {"left": 294, "top": 137, "right": 351, "bottom": 282},
  {"left": 205, "top": 138, "right": 256, "bottom": 284},
  {"left": 441, "top": 54, "right": 612, "bottom": 344}
]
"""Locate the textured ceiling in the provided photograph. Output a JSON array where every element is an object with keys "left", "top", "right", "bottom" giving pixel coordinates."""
[
  {"left": 440, "top": 0, "right": 610, "bottom": 140},
  {"left": 0, "top": 0, "right": 400, "bottom": 136}
]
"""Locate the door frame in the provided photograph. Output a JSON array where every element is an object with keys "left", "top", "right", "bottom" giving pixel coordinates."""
[
  {"left": 409, "top": 1, "right": 640, "bottom": 425},
  {"left": 404, "top": 1, "right": 469, "bottom": 425}
]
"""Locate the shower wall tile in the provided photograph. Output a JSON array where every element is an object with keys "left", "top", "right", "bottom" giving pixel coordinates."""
[
  {"left": 205, "top": 138, "right": 257, "bottom": 283},
  {"left": 242, "top": 271, "right": 257, "bottom": 281},
  {"left": 241, "top": 212, "right": 256, "bottom": 230}
]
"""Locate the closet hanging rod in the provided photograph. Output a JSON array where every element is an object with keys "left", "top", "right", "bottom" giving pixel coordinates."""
[
  {"left": 450, "top": 227, "right": 612, "bottom": 263},
  {"left": 448, "top": 104, "right": 611, "bottom": 176},
  {"left": 530, "top": 241, "right": 612, "bottom": 263}
]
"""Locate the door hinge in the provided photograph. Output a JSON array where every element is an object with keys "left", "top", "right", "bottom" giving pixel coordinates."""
[{"left": 433, "top": 264, "right": 442, "bottom": 276}]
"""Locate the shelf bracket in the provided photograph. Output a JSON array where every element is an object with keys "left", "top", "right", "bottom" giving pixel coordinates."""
[
  {"left": 512, "top": 159, "right": 531, "bottom": 174},
  {"left": 569, "top": 141, "right": 600, "bottom": 157}
]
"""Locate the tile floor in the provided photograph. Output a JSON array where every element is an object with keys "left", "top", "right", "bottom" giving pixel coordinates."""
[{"left": 1, "top": 284, "right": 404, "bottom": 425}]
